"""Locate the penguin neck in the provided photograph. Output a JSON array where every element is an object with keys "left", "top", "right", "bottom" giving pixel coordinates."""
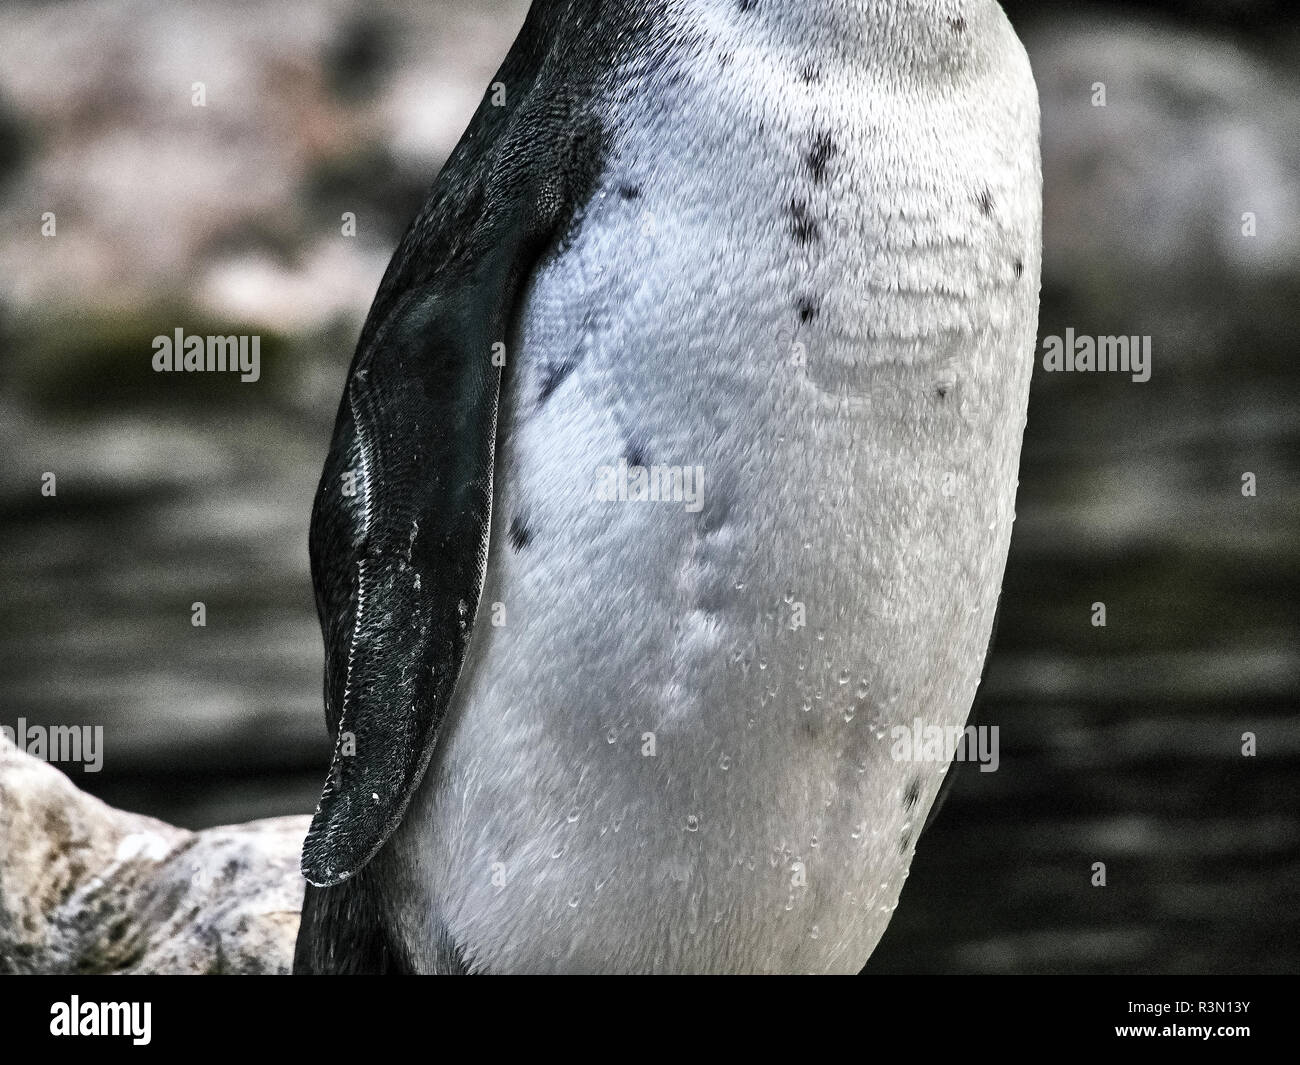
[{"left": 725, "top": 0, "right": 976, "bottom": 53}]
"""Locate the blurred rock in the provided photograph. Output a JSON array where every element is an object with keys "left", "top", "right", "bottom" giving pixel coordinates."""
[
  {"left": 0, "top": 0, "right": 529, "bottom": 334},
  {"left": 1032, "top": 17, "right": 1300, "bottom": 368},
  {"left": 0, "top": 730, "right": 307, "bottom": 974}
]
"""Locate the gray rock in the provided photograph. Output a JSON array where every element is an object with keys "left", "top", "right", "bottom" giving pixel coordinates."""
[
  {"left": 0, "top": 730, "right": 307, "bottom": 974},
  {"left": 1032, "top": 17, "right": 1300, "bottom": 363},
  {"left": 0, "top": 0, "right": 528, "bottom": 332}
]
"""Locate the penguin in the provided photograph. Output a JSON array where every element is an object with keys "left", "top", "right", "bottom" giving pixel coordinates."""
[{"left": 295, "top": 0, "right": 1041, "bottom": 974}]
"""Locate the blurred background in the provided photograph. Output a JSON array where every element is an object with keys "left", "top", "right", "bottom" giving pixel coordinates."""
[{"left": 0, "top": 0, "right": 1296, "bottom": 973}]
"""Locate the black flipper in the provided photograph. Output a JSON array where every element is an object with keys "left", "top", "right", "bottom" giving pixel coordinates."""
[{"left": 299, "top": 3, "right": 611, "bottom": 889}]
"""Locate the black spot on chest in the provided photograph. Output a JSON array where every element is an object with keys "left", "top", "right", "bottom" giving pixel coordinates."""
[
  {"left": 508, "top": 514, "right": 533, "bottom": 552},
  {"left": 625, "top": 437, "right": 649, "bottom": 469},
  {"left": 537, "top": 356, "right": 577, "bottom": 405},
  {"left": 796, "top": 295, "right": 820, "bottom": 324},
  {"left": 787, "top": 198, "right": 820, "bottom": 245},
  {"left": 805, "top": 132, "right": 837, "bottom": 186},
  {"left": 977, "top": 188, "right": 995, "bottom": 216}
]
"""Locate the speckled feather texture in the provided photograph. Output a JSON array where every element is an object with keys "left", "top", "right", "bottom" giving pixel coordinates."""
[{"left": 298, "top": 0, "right": 1041, "bottom": 974}]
